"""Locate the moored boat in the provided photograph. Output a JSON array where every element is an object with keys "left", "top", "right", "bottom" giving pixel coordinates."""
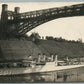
[{"left": 0, "top": 55, "right": 84, "bottom": 76}]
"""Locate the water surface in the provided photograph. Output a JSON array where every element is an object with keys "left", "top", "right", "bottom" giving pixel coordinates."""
[{"left": 0, "top": 67, "right": 84, "bottom": 83}]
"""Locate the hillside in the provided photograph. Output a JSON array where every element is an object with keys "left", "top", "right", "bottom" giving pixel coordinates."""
[
  {"left": 38, "top": 40, "right": 84, "bottom": 59},
  {"left": 0, "top": 39, "right": 84, "bottom": 60}
]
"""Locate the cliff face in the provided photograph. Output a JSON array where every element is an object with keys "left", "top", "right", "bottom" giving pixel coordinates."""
[{"left": 0, "top": 40, "right": 84, "bottom": 60}]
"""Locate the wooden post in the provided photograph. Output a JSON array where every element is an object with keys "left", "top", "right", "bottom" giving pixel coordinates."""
[{"left": 55, "top": 54, "right": 58, "bottom": 66}]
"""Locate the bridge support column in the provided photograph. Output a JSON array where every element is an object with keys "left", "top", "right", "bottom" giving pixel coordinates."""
[{"left": 0, "top": 4, "right": 9, "bottom": 39}]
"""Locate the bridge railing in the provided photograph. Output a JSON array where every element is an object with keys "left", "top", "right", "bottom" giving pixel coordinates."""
[{"left": 6, "top": 3, "right": 84, "bottom": 21}]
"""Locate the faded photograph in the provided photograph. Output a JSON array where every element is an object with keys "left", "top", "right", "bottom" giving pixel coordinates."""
[{"left": 0, "top": 2, "right": 84, "bottom": 83}]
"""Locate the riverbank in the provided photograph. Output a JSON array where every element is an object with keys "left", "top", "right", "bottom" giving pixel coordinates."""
[{"left": 0, "top": 40, "right": 84, "bottom": 60}]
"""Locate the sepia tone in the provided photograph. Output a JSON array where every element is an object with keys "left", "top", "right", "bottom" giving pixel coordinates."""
[{"left": 0, "top": 2, "right": 84, "bottom": 83}]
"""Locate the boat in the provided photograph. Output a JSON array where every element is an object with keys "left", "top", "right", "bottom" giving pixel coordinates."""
[{"left": 0, "top": 55, "right": 84, "bottom": 76}]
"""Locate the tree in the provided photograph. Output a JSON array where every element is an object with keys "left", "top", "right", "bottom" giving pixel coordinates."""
[
  {"left": 46, "top": 36, "right": 54, "bottom": 40},
  {"left": 77, "top": 38, "right": 82, "bottom": 43},
  {"left": 30, "top": 32, "right": 41, "bottom": 44}
]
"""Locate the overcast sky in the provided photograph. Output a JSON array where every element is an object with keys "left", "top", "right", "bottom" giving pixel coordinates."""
[{"left": 0, "top": 2, "right": 84, "bottom": 42}]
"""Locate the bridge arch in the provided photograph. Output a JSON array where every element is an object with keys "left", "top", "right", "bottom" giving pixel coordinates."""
[
  {"left": 1, "top": 3, "right": 84, "bottom": 37},
  {"left": 15, "top": 14, "right": 84, "bottom": 36},
  {"left": 27, "top": 16, "right": 84, "bottom": 41}
]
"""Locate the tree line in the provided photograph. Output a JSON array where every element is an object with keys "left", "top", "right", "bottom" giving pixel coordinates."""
[
  {"left": 46, "top": 36, "right": 82, "bottom": 43},
  {"left": 19, "top": 32, "right": 83, "bottom": 44}
]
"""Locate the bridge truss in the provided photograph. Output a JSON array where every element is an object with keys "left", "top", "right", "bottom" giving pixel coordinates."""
[{"left": 0, "top": 3, "right": 84, "bottom": 38}]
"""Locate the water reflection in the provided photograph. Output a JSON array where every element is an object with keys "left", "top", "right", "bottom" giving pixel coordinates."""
[
  {"left": 0, "top": 67, "right": 84, "bottom": 83},
  {"left": 63, "top": 71, "right": 67, "bottom": 82}
]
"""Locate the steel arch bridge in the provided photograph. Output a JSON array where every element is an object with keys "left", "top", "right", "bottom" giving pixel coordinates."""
[{"left": 0, "top": 3, "right": 84, "bottom": 39}]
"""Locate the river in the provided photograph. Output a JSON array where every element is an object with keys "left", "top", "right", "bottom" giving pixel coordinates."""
[{"left": 0, "top": 67, "right": 84, "bottom": 83}]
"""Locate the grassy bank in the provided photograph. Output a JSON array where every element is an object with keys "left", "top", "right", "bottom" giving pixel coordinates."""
[{"left": 0, "top": 40, "right": 84, "bottom": 60}]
